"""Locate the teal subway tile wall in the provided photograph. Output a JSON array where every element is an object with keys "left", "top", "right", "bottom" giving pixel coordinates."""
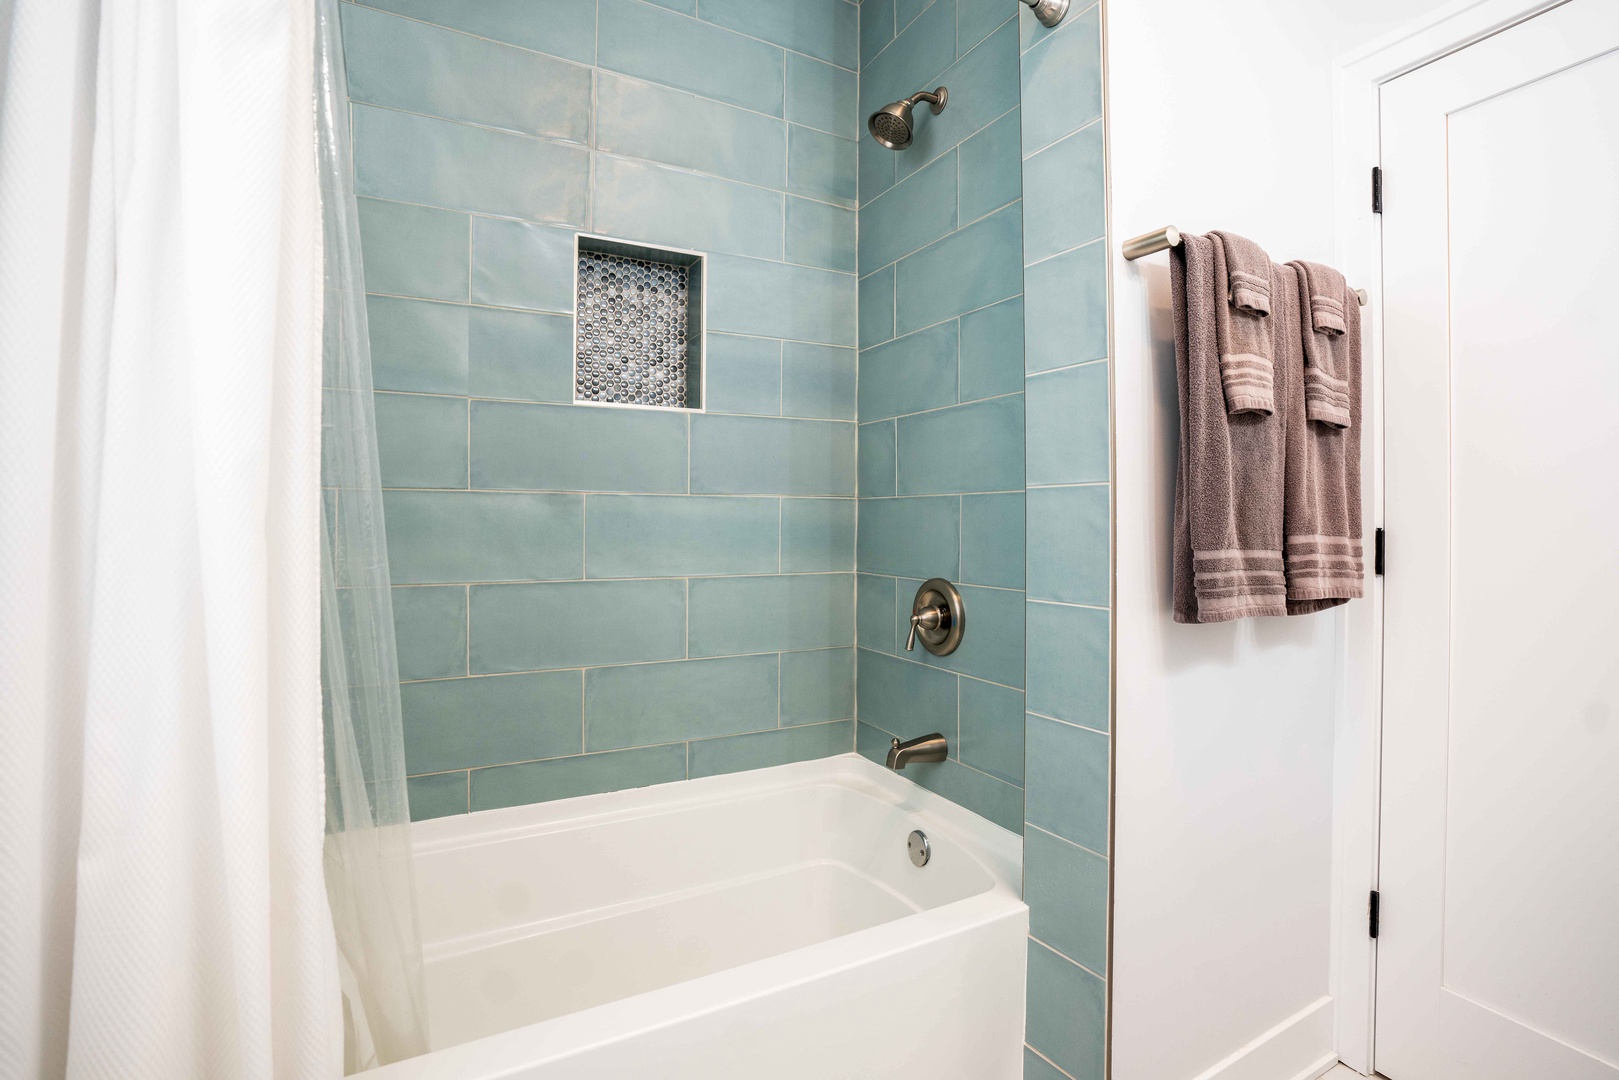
[
  {"left": 1019, "top": 3, "right": 1111, "bottom": 1079},
  {"left": 345, "top": 3, "right": 1114, "bottom": 1073},
  {"left": 341, "top": 0, "right": 861, "bottom": 819},
  {"left": 854, "top": 0, "right": 1029, "bottom": 839}
]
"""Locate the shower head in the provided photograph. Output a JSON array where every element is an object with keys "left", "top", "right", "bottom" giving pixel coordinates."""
[{"left": 867, "top": 87, "right": 948, "bottom": 150}]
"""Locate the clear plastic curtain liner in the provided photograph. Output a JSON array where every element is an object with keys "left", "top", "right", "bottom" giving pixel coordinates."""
[
  {"left": 0, "top": 0, "right": 342, "bottom": 1076},
  {"left": 314, "top": 0, "right": 433, "bottom": 1068}
]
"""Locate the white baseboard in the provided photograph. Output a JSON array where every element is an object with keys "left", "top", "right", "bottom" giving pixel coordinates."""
[{"left": 1188, "top": 996, "right": 1337, "bottom": 1080}]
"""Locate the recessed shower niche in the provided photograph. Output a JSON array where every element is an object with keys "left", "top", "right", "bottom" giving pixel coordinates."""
[{"left": 573, "top": 234, "right": 705, "bottom": 410}]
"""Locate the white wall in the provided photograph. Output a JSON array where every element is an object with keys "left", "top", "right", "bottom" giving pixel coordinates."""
[{"left": 1104, "top": 2, "right": 1455, "bottom": 1078}]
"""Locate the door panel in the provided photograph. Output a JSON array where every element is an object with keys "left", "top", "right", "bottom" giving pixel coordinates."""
[{"left": 1378, "top": 2, "right": 1619, "bottom": 1077}]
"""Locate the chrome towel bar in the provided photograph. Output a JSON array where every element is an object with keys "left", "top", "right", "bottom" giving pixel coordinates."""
[{"left": 1122, "top": 225, "right": 1368, "bottom": 307}]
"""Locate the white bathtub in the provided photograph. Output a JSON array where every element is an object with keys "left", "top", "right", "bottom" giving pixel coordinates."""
[{"left": 371, "top": 753, "right": 1027, "bottom": 1079}]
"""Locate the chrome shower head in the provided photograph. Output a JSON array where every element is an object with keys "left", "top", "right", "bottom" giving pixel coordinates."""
[{"left": 867, "top": 87, "right": 948, "bottom": 150}]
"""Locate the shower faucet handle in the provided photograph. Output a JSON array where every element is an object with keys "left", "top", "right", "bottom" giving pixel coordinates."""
[{"left": 905, "top": 605, "right": 948, "bottom": 652}]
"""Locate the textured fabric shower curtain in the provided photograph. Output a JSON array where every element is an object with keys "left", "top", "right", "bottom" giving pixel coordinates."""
[{"left": 0, "top": 1, "right": 361, "bottom": 1075}]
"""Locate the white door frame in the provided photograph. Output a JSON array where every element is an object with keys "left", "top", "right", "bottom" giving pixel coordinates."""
[{"left": 1327, "top": 0, "right": 1568, "bottom": 1072}]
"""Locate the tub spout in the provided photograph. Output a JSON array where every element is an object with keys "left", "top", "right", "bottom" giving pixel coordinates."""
[{"left": 886, "top": 732, "right": 948, "bottom": 771}]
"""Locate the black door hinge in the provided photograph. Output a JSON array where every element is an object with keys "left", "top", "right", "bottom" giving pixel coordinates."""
[
  {"left": 1372, "top": 167, "right": 1383, "bottom": 213},
  {"left": 1374, "top": 528, "right": 1385, "bottom": 576},
  {"left": 1369, "top": 891, "right": 1381, "bottom": 939}
]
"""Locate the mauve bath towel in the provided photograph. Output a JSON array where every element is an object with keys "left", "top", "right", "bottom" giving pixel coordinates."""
[
  {"left": 1284, "top": 260, "right": 1365, "bottom": 609},
  {"left": 1172, "top": 232, "right": 1289, "bottom": 623}
]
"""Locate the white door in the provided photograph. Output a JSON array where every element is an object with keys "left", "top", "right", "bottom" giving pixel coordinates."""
[{"left": 1377, "top": 3, "right": 1619, "bottom": 1079}]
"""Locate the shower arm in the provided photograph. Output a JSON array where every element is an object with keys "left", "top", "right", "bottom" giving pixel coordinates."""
[
  {"left": 903, "top": 88, "right": 948, "bottom": 115},
  {"left": 1021, "top": 0, "right": 1069, "bottom": 28}
]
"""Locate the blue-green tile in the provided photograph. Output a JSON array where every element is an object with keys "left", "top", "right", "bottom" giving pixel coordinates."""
[
  {"left": 697, "top": 0, "right": 857, "bottom": 68},
  {"left": 1026, "top": 601, "right": 1108, "bottom": 731},
  {"left": 1026, "top": 940, "right": 1106, "bottom": 1080},
  {"left": 785, "top": 54, "right": 858, "bottom": 140},
  {"left": 961, "top": 491, "right": 1024, "bottom": 589},
  {"left": 352, "top": 105, "right": 589, "bottom": 223},
  {"left": 400, "top": 670, "right": 582, "bottom": 773},
  {"left": 781, "top": 498, "right": 856, "bottom": 571},
  {"left": 856, "top": 574, "right": 898, "bottom": 653},
  {"left": 958, "top": 0, "right": 1018, "bottom": 55},
  {"left": 470, "top": 579, "right": 686, "bottom": 672},
  {"left": 857, "top": 496, "right": 958, "bottom": 579},
  {"left": 585, "top": 655, "right": 779, "bottom": 750},
  {"left": 1026, "top": 363, "right": 1109, "bottom": 485},
  {"left": 471, "top": 401, "right": 689, "bottom": 493},
  {"left": 960, "top": 295, "right": 1024, "bottom": 401},
  {"left": 704, "top": 334, "right": 782, "bottom": 416},
  {"left": 1026, "top": 826, "right": 1108, "bottom": 975},
  {"left": 352, "top": 0, "right": 596, "bottom": 64},
  {"left": 895, "top": 20, "right": 1020, "bottom": 173},
  {"left": 1019, "top": 4, "right": 1101, "bottom": 154},
  {"left": 1025, "top": 241, "right": 1107, "bottom": 372},
  {"left": 895, "top": 203, "right": 1023, "bottom": 335},
  {"left": 958, "top": 108, "right": 1023, "bottom": 224},
  {"left": 690, "top": 415, "right": 855, "bottom": 496},
  {"left": 860, "top": 0, "right": 895, "bottom": 67},
  {"left": 859, "top": 133, "right": 896, "bottom": 205},
  {"left": 596, "top": 72, "right": 787, "bottom": 189},
  {"left": 470, "top": 218, "right": 574, "bottom": 314},
  {"left": 382, "top": 491, "right": 582, "bottom": 584},
  {"left": 357, "top": 198, "right": 469, "bottom": 302},
  {"left": 786, "top": 197, "right": 857, "bottom": 273},
  {"left": 959, "top": 677, "right": 1024, "bottom": 783},
  {"left": 858, "top": 421, "right": 897, "bottom": 498},
  {"left": 900, "top": 579, "right": 1024, "bottom": 687},
  {"left": 594, "top": 156, "right": 783, "bottom": 261},
  {"left": 1025, "top": 1048, "right": 1070, "bottom": 1080},
  {"left": 688, "top": 574, "right": 855, "bottom": 656},
  {"left": 860, "top": 0, "right": 953, "bottom": 121},
  {"left": 855, "top": 649, "right": 955, "bottom": 738},
  {"left": 897, "top": 394, "right": 1023, "bottom": 494},
  {"left": 858, "top": 150, "right": 956, "bottom": 274},
  {"left": 393, "top": 586, "right": 467, "bottom": 682},
  {"left": 858, "top": 321, "right": 958, "bottom": 421},
  {"left": 366, "top": 296, "right": 468, "bottom": 395},
  {"left": 781, "top": 342, "right": 857, "bottom": 420},
  {"left": 911, "top": 757, "right": 1023, "bottom": 832},
  {"left": 1023, "top": 123, "right": 1104, "bottom": 264},
  {"left": 468, "top": 307, "right": 572, "bottom": 403},
  {"left": 406, "top": 772, "right": 467, "bottom": 820},
  {"left": 598, "top": 0, "right": 784, "bottom": 116},
  {"left": 895, "top": 0, "right": 935, "bottom": 32},
  {"left": 341, "top": 4, "right": 590, "bottom": 141},
  {"left": 1024, "top": 713, "right": 1108, "bottom": 852},
  {"left": 858, "top": 264, "right": 896, "bottom": 349},
  {"left": 781, "top": 648, "right": 856, "bottom": 724},
  {"left": 707, "top": 254, "right": 857, "bottom": 346},
  {"left": 642, "top": 0, "right": 695, "bottom": 10},
  {"left": 788, "top": 126, "right": 858, "bottom": 207},
  {"left": 689, "top": 720, "right": 854, "bottom": 778},
  {"left": 472, "top": 744, "right": 687, "bottom": 810},
  {"left": 1027, "top": 485, "right": 1108, "bottom": 605},
  {"left": 585, "top": 495, "right": 779, "bottom": 577},
  {"left": 375, "top": 393, "right": 467, "bottom": 489}
]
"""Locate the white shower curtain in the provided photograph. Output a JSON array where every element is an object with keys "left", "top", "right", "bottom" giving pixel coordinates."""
[{"left": 0, "top": 1, "right": 342, "bottom": 1076}]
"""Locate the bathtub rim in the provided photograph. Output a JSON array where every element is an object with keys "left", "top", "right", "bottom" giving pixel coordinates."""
[{"left": 408, "top": 752, "right": 1023, "bottom": 899}]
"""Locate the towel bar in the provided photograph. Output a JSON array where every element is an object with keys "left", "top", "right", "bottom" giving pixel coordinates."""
[{"left": 1121, "top": 225, "right": 1368, "bottom": 307}]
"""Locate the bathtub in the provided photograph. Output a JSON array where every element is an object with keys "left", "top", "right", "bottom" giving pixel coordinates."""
[{"left": 370, "top": 753, "right": 1027, "bottom": 1079}]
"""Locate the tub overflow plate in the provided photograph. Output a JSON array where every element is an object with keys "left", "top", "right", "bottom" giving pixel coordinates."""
[{"left": 907, "top": 829, "right": 931, "bottom": 867}]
